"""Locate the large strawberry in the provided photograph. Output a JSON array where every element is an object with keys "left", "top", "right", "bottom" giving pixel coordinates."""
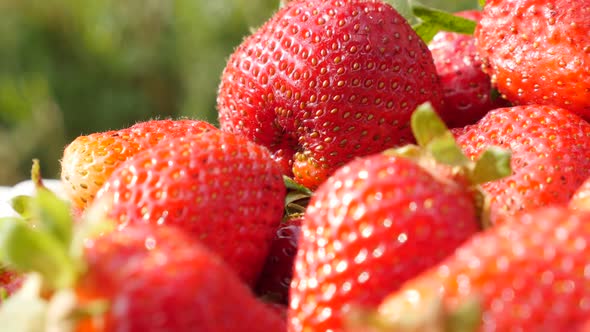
[
  {"left": 288, "top": 105, "right": 511, "bottom": 332},
  {"left": 61, "top": 119, "right": 216, "bottom": 213},
  {"left": 0, "top": 191, "right": 286, "bottom": 332},
  {"left": 454, "top": 104, "right": 590, "bottom": 224},
  {"left": 355, "top": 206, "right": 590, "bottom": 331},
  {"left": 91, "top": 130, "right": 286, "bottom": 285},
  {"left": 428, "top": 10, "right": 509, "bottom": 128},
  {"left": 475, "top": 0, "right": 590, "bottom": 119},
  {"left": 217, "top": 0, "right": 444, "bottom": 189}
]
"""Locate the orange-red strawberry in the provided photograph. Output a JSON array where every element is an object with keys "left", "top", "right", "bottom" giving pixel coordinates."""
[
  {"left": 455, "top": 105, "right": 590, "bottom": 224},
  {"left": 61, "top": 119, "right": 216, "bottom": 212},
  {"left": 475, "top": 0, "right": 590, "bottom": 119},
  {"left": 370, "top": 206, "right": 590, "bottom": 331},
  {"left": 428, "top": 10, "right": 509, "bottom": 128},
  {"left": 217, "top": 0, "right": 444, "bottom": 189},
  {"left": 92, "top": 130, "right": 286, "bottom": 285},
  {"left": 288, "top": 153, "right": 479, "bottom": 332}
]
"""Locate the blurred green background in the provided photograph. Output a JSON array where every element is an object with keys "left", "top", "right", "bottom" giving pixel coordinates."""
[{"left": 0, "top": 0, "right": 478, "bottom": 185}]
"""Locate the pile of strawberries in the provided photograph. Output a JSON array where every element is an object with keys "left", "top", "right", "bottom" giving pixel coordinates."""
[{"left": 1, "top": 0, "right": 590, "bottom": 330}]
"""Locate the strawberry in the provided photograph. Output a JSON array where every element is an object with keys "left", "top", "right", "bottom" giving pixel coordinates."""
[
  {"left": 78, "top": 224, "right": 287, "bottom": 332},
  {"left": 454, "top": 104, "right": 590, "bottom": 224},
  {"left": 217, "top": 0, "right": 444, "bottom": 189},
  {"left": 288, "top": 105, "right": 511, "bottom": 332},
  {"left": 475, "top": 0, "right": 590, "bottom": 119},
  {"left": 428, "top": 10, "right": 509, "bottom": 128},
  {"left": 92, "top": 130, "right": 286, "bottom": 285},
  {"left": 0, "top": 268, "right": 22, "bottom": 301},
  {"left": 255, "top": 215, "right": 303, "bottom": 305},
  {"left": 363, "top": 206, "right": 590, "bottom": 331},
  {"left": 0, "top": 192, "right": 287, "bottom": 332},
  {"left": 60, "top": 119, "right": 216, "bottom": 212}
]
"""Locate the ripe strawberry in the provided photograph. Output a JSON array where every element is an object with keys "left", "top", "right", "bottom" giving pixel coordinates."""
[
  {"left": 454, "top": 105, "right": 590, "bottom": 224},
  {"left": 217, "top": 0, "right": 444, "bottom": 189},
  {"left": 255, "top": 215, "right": 302, "bottom": 304},
  {"left": 428, "top": 10, "right": 509, "bottom": 128},
  {"left": 92, "top": 130, "right": 286, "bottom": 285},
  {"left": 288, "top": 105, "right": 511, "bottom": 332},
  {"left": 77, "top": 224, "right": 287, "bottom": 332},
  {"left": 61, "top": 119, "right": 216, "bottom": 212},
  {"left": 475, "top": 0, "right": 590, "bottom": 119},
  {"left": 369, "top": 206, "right": 590, "bottom": 331}
]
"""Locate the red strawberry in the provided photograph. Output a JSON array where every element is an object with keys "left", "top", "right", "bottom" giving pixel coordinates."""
[
  {"left": 61, "top": 119, "right": 216, "bottom": 212},
  {"left": 217, "top": 0, "right": 444, "bottom": 189},
  {"left": 255, "top": 215, "right": 302, "bottom": 304},
  {"left": 288, "top": 105, "right": 511, "bottom": 332},
  {"left": 367, "top": 206, "right": 590, "bottom": 331},
  {"left": 475, "top": 0, "right": 590, "bottom": 119},
  {"left": 77, "top": 224, "right": 287, "bottom": 332},
  {"left": 454, "top": 104, "right": 590, "bottom": 224},
  {"left": 0, "top": 268, "right": 22, "bottom": 301},
  {"left": 428, "top": 10, "right": 509, "bottom": 128},
  {"left": 92, "top": 130, "right": 286, "bottom": 285}
]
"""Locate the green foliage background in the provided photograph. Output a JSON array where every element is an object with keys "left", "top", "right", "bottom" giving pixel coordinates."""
[{"left": 0, "top": 0, "right": 478, "bottom": 185}]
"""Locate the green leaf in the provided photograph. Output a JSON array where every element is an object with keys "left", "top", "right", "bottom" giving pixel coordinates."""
[
  {"left": 283, "top": 176, "right": 313, "bottom": 196},
  {"left": 479, "top": 0, "right": 486, "bottom": 8},
  {"left": 383, "top": 0, "right": 418, "bottom": 25},
  {"left": 470, "top": 147, "right": 512, "bottom": 184},
  {"left": 427, "top": 133, "right": 469, "bottom": 167},
  {"left": 411, "top": 5, "right": 477, "bottom": 43},
  {"left": 0, "top": 218, "right": 77, "bottom": 290},
  {"left": 10, "top": 196, "right": 34, "bottom": 220},
  {"left": 411, "top": 21, "right": 441, "bottom": 45},
  {"left": 33, "top": 189, "right": 73, "bottom": 248},
  {"left": 410, "top": 102, "right": 449, "bottom": 148}
]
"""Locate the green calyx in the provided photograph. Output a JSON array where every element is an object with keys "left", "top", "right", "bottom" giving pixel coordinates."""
[
  {"left": 0, "top": 161, "right": 115, "bottom": 331},
  {"left": 411, "top": 5, "right": 477, "bottom": 43},
  {"left": 283, "top": 175, "right": 313, "bottom": 219},
  {"left": 407, "top": 103, "right": 511, "bottom": 186},
  {"left": 1, "top": 160, "right": 115, "bottom": 291},
  {"left": 384, "top": 0, "right": 478, "bottom": 44},
  {"left": 384, "top": 103, "right": 511, "bottom": 228}
]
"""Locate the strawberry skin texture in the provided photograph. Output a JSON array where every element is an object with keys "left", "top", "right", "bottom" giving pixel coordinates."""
[
  {"left": 78, "top": 225, "right": 287, "bottom": 332},
  {"left": 217, "top": 0, "right": 443, "bottom": 189},
  {"left": 428, "top": 10, "right": 509, "bottom": 128},
  {"left": 380, "top": 206, "right": 590, "bottom": 331},
  {"left": 475, "top": 0, "right": 590, "bottom": 119},
  {"left": 92, "top": 130, "right": 286, "bottom": 285},
  {"left": 288, "top": 153, "right": 479, "bottom": 332},
  {"left": 455, "top": 105, "right": 590, "bottom": 224},
  {"left": 61, "top": 119, "right": 216, "bottom": 212},
  {"left": 256, "top": 216, "right": 302, "bottom": 304}
]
